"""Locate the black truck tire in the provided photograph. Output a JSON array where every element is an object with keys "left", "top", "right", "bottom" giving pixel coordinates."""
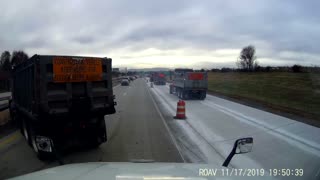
[
  {"left": 8, "top": 100, "right": 17, "bottom": 125},
  {"left": 29, "top": 125, "right": 54, "bottom": 161},
  {"left": 88, "top": 118, "right": 107, "bottom": 148},
  {"left": 179, "top": 90, "right": 189, "bottom": 100},
  {"left": 177, "top": 88, "right": 181, "bottom": 99},
  {"left": 182, "top": 91, "right": 189, "bottom": 100},
  {"left": 181, "top": 91, "right": 185, "bottom": 100},
  {"left": 200, "top": 91, "right": 207, "bottom": 100}
]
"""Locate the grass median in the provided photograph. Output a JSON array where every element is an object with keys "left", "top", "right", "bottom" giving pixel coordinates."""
[{"left": 207, "top": 72, "right": 320, "bottom": 123}]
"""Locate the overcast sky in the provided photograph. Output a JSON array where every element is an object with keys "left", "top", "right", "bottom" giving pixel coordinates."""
[{"left": 0, "top": 0, "right": 319, "bottom": 69}]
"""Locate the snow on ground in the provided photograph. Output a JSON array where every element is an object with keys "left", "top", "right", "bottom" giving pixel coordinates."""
[{"left": 147, "top": 79, "right": 320, "bottom": 179}]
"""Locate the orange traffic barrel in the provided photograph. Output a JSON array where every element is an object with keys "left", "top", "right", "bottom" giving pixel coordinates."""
[{"left": 174, "top": 100, "right": 186, "bottom": 119}]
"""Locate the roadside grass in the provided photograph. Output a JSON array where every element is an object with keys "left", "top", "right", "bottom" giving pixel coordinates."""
[{"left": 208, "top": 72, "right": 320, "bottom": 121}]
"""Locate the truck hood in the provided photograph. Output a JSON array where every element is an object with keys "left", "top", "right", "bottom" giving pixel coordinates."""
[{"left": 9, "top": 162, "right": 247, "bottom": 180}]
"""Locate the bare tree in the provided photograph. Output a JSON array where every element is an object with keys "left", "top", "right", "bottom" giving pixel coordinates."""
[
  {"left": 0, "top": 51, "right": 11, "bottom": 71},
  {"left": 236, "top": 45, "right": 258, "bottom": 71},
  {"left": 11, "top": 50, "right": 29, "bottom": 67}
]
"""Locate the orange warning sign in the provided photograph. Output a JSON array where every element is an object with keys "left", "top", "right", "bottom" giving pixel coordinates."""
[{"left": 53, "top": 57, "right": 103, "bottom": 82}]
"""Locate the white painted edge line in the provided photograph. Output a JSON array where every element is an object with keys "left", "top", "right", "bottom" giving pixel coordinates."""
[
  {"left": 146, "top": 83, "right": 186, "bottom": 163},
  {"left": 201, "top": 100, "right": 320, "bottom": 152}
]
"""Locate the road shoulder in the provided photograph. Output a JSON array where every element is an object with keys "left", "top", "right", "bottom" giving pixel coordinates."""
[{"left": 207, "top": 90, "right": 320, "bottom": 128}]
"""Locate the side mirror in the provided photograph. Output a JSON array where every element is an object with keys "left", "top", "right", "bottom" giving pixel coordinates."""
[
  {"left": 235, "top": 137, "right": 253, "bottom": 154},
  {"left": 222, "top": 137, "right": 253, "bottom": 167}
]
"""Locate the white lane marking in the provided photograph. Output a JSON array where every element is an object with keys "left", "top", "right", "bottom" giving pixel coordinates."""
[
  {"left": 146, "top": 83, "right": 186, "bottom": 163},
  {"left": 151, "top": 87, "right": 274, "bottom": 170},
  {"left": 123, "top": 92, "right": 127, "bottom": 96},
  {"left": 201, "top": 100, "right": 320, "bottom": 156},
  {"left": 150, "top": 86, "right": 230, "bottom": 165}
]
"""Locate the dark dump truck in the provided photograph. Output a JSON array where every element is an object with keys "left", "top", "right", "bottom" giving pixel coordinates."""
[
  {"left": 10, "top": 55, "right": 116, "bottom": 159},
  {"left": 150, "top": 72, "right": 166, "bottom": 85},
  {"left": 169, "top": 69, "right": 208, "bottom": 100}
]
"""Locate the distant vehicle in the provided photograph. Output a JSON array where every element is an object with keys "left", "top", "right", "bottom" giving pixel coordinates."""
[
  {"left": 121, "top": 79, "right": 130, "bottom": 86},
  {"left": 122, "top": 76, "right": 130, "bottom": 82},
  {"left": 9, "top": 55, "right": 116, "bottom": 160},
  {"left": 169, "top": 68, "right": 208, "bottom": 100},
  {"left": 151, "top": 72, "right": 166, "bottom": 85},
  {"left": 129, "top": 76, "right": 135, "bottom": 81}
]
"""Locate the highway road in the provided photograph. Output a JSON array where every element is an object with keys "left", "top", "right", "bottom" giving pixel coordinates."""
[
  {"left": 0, "top": 78, "right": 320, "bottom": 180},
  {"left": 0, "top": 79, "right": 183, "bottom": 179},
  {"left": 149, "top": 80, "right": 320, "bottom": 180}
]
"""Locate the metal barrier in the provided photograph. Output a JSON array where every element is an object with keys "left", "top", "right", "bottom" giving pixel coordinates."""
[{"left": 0, "top": 96, "right": 10, "bottom": 111}]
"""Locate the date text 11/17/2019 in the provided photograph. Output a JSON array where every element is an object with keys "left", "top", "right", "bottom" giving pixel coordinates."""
[{"left": 198, "top": 168, "right": 304, "bottom": 177}]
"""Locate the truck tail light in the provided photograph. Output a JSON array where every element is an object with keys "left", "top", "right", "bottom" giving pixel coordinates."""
[{"left": 188, "top": 73, "right": 204, "bottom": 80}]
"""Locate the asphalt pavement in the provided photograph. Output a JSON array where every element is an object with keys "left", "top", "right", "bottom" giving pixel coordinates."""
[
  {"left": 1, "top": 78, "right": 320, "bottom": 180},
  {"left": 0, "top": 79, "right": 183, "bottom": 179},
  {"left": 149, "top": 81, "right": 320, "bottom": 180}
]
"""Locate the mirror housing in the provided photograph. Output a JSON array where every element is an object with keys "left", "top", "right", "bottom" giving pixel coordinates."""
[
  {"left": 235, "top": 137, "right": 253, "bottom": 154},
  {"left": 222, "top": 137, "right": 253, "bottom": 167}
]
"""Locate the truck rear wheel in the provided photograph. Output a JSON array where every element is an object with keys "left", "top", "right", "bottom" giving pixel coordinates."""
[
  {"left": 88, "top": 118, "right": 107, "bottom": 148},
  {"left": 183, "top": 91, "right": 189, "bottom": 100},
  {"left": 181, "top": 91, "right": 186, "bottom": 100},
  {"left": 29, "top": 126, "right": 54, "bottom": 160},
  {"left": 177, "top": 89, "right": 181, "bottom": 99},
  {"left": 200, "top": 91, "right": 207, "bottom": 100}
]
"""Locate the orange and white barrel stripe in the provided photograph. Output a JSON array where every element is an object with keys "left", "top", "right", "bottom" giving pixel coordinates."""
[{"left": 175, "top": 100, "right": 186, "bottom": 119}]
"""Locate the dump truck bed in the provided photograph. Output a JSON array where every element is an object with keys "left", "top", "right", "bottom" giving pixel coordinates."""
[
  {"left": 12, "top": 55, "right": 116, "bottom": 119},
  {"left": 173, "top": 72, "right": 208, "bottom": 90},
  {"left": 153, "top": 73, "right": 166, "bottom": 85}
]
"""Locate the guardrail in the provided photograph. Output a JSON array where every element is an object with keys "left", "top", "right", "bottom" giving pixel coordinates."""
[
  {"left": 0, "top": 96, "right": 10, "bottom": 111},
  {"left": 0, "top": 102, "right": 9, "bottom": 111},
  {"left": 0, "top": 96, "right": 10, "bottom": 101}
]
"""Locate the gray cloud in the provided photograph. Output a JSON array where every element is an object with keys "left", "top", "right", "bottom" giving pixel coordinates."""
[{"left": 0, "top": 0, "right": 319, "bottom": 66}]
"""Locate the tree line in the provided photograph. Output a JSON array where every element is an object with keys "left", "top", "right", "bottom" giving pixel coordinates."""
[
  {"left": 202, "top": 45, "right": 315, "bottom": 73},
  {"left": 0, "top": 50, "right": 29, "bottom": 71},
  {"left": 207, "top": 65, "right": 317, "bottom": 73}
]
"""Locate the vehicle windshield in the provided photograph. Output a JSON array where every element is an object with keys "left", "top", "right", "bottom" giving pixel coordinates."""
[{"left": 0, "top": 1, "right": 319, "bottom": 180}]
